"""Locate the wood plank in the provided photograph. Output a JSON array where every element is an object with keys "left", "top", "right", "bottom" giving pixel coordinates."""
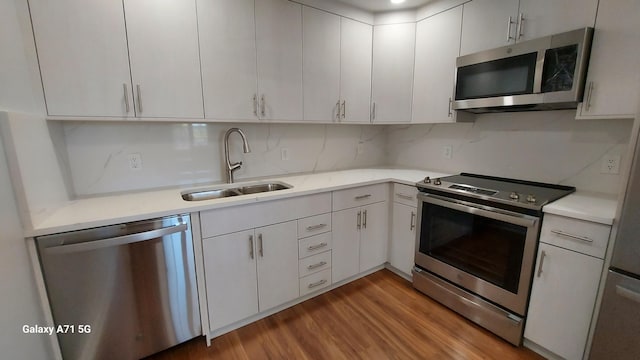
[{"left": 147, "top": 270, "right": 543, "bottom": 360}]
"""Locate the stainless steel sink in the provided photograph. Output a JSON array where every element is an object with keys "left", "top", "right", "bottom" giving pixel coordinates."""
[{"left": 181, "top": 182, "right": 292, "bottom": 201}]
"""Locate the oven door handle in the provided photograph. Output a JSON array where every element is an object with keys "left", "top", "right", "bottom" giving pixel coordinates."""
[{"left": 418, "top": 193, "right": 538, "bottom": 228}]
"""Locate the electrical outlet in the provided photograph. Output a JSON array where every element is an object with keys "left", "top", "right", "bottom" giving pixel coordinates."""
[
  {"left": 442, "top": 145, "right": 453, "bottom": 159},
  {"left": 600, "top": 154, "right": 620, "bottom": 174},
  {"left": 281, "top": 148, "right": 289, "bottom": 161},
  {"left": 128, "top": 153, "right": 143, "bottom": 170}
]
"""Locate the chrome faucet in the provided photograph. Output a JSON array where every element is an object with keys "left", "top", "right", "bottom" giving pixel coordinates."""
[{"left": 224, "top": 128, "right": 251, "bottom": 183}]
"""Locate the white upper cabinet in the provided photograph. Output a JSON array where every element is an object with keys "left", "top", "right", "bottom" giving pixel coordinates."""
[
  {"left": 124, "top": 0, "right": 203, "bottom": 118},
  {"left": 460, "top": 0, "right": 520, "bottom": 55},
  {"left": 460, "top": 0, "right": 598, "bottom": 55},
  {"left": 412, "top": 6, "right": 462, "bottom": 123},
  {"left": 197, "top": 0, "right": 258, "bottom": 121},
  {"left": 302, "top": 7, "right": 341, "bottom": 122},
  {"left": 340, "top": 18, "right": 373, "bottom": 123},
  {"left": 371, "top": 23, "right": 416, "bottom": 123},
  {"left": 576, "top": 0, "right": 640, "bottom": 119},
  {"left": 29, "top": 0, "right": 134, "bottom": 117},
  {"left": 517, "top": 0, "right": 598, "bottom": 41},
  {"left": 255, "top": 0, "right": 303, "bottom": 121}
]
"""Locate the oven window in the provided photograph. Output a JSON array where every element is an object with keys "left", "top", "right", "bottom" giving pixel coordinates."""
[{"left": 419, "top": 203, "right": 526, "bottom": 293}]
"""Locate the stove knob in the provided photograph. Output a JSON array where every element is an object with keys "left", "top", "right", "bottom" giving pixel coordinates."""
[
  {"left": 509, "top": 192, "right": 520, "bottom": 200},
  {"left": 423, "top": 176, "right": 431, "bottom": 184},
  {"left": 526, "top": 194, "right": 536, "bottom": 203},
  {"left": 434, "top": 178, "right": 442, "bottom": 186}
]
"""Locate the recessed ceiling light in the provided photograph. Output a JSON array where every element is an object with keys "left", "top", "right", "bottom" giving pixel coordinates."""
[{"left": 390, "top": 0, "right": 406, "bottom": 4}]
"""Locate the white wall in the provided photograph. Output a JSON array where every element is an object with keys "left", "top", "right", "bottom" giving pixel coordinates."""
[
  {"left": 0, "top": 131, "right": 52, "bottom": 359},
  {"left": 61, "top": 122, "right": 388, "bottom": 196},
  {"left": 387, "top": 110, "right": 634, "bottom": 195}
]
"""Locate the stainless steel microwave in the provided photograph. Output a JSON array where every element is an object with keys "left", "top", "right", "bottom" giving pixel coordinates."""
[{"left": 452, "top": 28, "right": 593, "bottom": 113}]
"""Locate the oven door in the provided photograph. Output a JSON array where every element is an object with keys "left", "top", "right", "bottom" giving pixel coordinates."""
[{"left": 415, "top": 193, "right": 540, "bottom": 315}]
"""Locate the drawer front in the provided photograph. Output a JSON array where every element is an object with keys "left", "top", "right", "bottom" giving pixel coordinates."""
[
  {"left": 540, "top": 214, "right": 611, "bottom": 259},
  {"left": 299, "top": 251, "right": 332, "bottom": 277},
  {"left": 298, "top": 213, "right": 331, "bottom": 239},
  {"left": 332, "top": 183, "right": 388, "bottom": 211},
  {"left": 299, "top": 232, "right": 332, "bottom": 259},
  {"left": 299, "top": 268, "right": 332, "bottom": 297},
  {"left": 393, "top": 183, "right": 418, "bottom": 207}
]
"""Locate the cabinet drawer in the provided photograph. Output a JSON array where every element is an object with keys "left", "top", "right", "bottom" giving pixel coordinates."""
[
  {"left": 299, "top": 268, "right": 331, "bottom": 296},
  {"left": 393, "top": 183, "right": 418, "bottom": 207},
  {"left": 332, "top": 183, "right": 388, "bottom": 211},
  {"left": 299, "top": 232, "right": 332, "bottom": 259},
  {"left": 298, "top": 213, "right": 331, "bottom": 238},
  {"left": 299, "top": 251, "right": 332, "bottom": 277},
  {"left": 540, "top": 214, "right": 611, "bottom": 259}
]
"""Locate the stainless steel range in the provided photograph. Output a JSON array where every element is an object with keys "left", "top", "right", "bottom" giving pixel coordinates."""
[{"left": 412, "top": 173, "right": 575, "bottom": 345}]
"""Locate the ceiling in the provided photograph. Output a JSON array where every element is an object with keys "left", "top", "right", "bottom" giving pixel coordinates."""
[{"left": 333, "top": 0, "right": 433, "bottom": 12}]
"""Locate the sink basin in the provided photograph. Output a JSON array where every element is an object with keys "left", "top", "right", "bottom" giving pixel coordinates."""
[{"left": 181, "top": 182, "right": 292, "bottom": 201}]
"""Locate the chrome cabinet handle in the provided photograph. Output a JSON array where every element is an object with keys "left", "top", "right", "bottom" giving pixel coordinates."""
[
  {"left": 136, "top": 84, "right": 143, "bottom": 113},
  {"left": 517, "top": 13, "right": 524, "bottom": 39},
  {"left": 395, "top": 193, "right": 414, "bottom": 201},
  {"left": 357, "top": 211, "right": 361, "bottom": 230},
  {"left": 253, "top": 94, "right": 258, "bottom": 116},
  {"left": 584, "top": 82, "right": 594, "bottom": 111},
  {"left": 307, "top": 242, "right": 328, "bottom": 251},
  {"left": 260, "top": 95, "right": 266, "bottom": 117},
  {"left": 123, "top": 84, "right": 130, "bottom": 113},
  {"left": 341, "top": 100, "right": 346, "bottom": 119},
  {"left": 372, "top": 102, "right": 376, "bottom": 121},
  {"left": 355, "top": 194, "right": 372, "bottom": 200},
  {"left": 363, "top": 210, "right": 367, "bottom": 229},
  {"left": 448, "top": 97, "right": 453, "bottom": 117},
  {"left": 249, "top": 235, "right": 254, "bottom": 259},
  {"left": 336, "top": 100, "right": 341, "bottom": 121},
  {"left": 258, "top": 233, "right": 264, "bottom": 257},
  {"left": 308, "top": 279, "right": 327, "bottom": 289},
  {"left": 306, "top": 224, "right": 327, "bottom": 231},
  {"left": 536, "top": 250, "right": 546, "bottom": 277},
  {"left": 550, "top": 229, "right": 593, "bottom": 243},
  {"left": 410, "top": 211, "right": 416, "bottom": 231},
  {"left": 506, "top": 16, "right": 515, "bottom": 42},
  {"left": 307, "top": 261, "right": 327, "bottom": 270}
]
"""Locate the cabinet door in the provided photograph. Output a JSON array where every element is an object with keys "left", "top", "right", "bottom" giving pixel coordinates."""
[
  {"left": 303, "top": 7, "right": 340, "bottom": 122},
  {"left": 124, "top": 0, "right": 204, "bottom": 118},
  {"left": 203, "top": 230, "right": 258, "bottom": 331},
  {"left": 371, "top": 23, "right": 416, "bottom": 123},
  {"left": 577, "top": 0, "right": 640, "bottom": 119},
  {"left": 256, "top": 221, "right": 299, "bottom": 311},
  {"left": 412, "top": 6, "right": 462, "bottom": 124},
  {"left": 340, "top": 18, "right": 373, "bottom": 123},
  {"left": 332, "top": 207, "right": 361, "bottom": 283},
  {"left": 460, "top": 0, "right": 519, "bottom": 55},
  {"left": 524, "top": 243, "right": 604, "bottom": 360},
  {"left": 517, "top": 0, "right": 598, "bottom": 41},
  {"left": 360, "top": 201, "right": 389, "bottom": 272},
  {"left": 390, "top": 203, "right": 416, "bottom": 276},
  {"left": 29, "top": 0, "right": 133, "bottom": 117},
  {"left": 255, "top": 0, "right": 303, "bottom": 121},
  {"left": 197, "top": 0, "right": 258, "bottom": 121}
]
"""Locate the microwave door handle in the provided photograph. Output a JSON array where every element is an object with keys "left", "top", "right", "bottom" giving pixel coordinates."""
[
  {"left": 418, "top": 193, "right": 537, "bottom": 228},
  {"left": 533, "top": 50, "right": 545, "bottom": 94},
  {"left": 45, "top": 224, "right": 188, "bottom": 254}
]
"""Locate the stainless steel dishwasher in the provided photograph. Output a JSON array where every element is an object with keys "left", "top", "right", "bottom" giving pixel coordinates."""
[{"left": 36, "top": 214, "right": 201, "bottom": 360}]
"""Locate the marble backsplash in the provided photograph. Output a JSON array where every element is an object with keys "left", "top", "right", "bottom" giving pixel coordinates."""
[
  {"left": 386, "top": 110, "right": 634, "bottom": 195},
  {"left": 60, "top": 122, "right": 388, "bottom": 196}
]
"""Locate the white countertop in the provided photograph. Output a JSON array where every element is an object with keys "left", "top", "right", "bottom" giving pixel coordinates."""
[
  {"left": 27, "top": 168, "right": 449, "bottom": 237},
  {"left": 542, "top": 191, "right": 618, "bottom": 225},
  {"left": 27, "top": 168, "right": 619, "bottom": 237}
]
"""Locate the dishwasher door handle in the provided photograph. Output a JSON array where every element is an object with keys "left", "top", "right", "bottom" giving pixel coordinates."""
[{"left": 46, "top": 223, "right": 188, "bottom": 254}]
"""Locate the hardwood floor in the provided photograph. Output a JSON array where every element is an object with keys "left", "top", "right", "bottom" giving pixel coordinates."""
[{"left": 148, "top": 269, "right": 543, "bottom": 360}]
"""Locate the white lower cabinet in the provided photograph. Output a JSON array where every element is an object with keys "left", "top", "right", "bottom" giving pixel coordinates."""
[
  {"left": 331, "top": 184, "right": 388, "bottom": 283},
  {"left": 203, "top": 221, "right": 298, "bottom": 331},
  {"left": 390, "top": 202, "right": 417, "bottom": 276},
  {"left": 525, "top": 214, "right": 610, "bottom": 360}
]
